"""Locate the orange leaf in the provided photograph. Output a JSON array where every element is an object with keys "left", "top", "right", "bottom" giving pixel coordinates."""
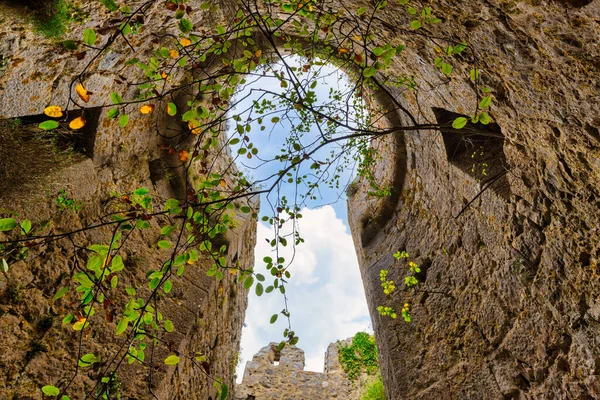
[
  {"left": 188, "top": 120, "right": 201, "bottom": 135},
  {"left": 69, "top": 116, "right": 86, "bottom": 130},
  {"left": 161, "top": 71, "right": 168, "bottom": 79},
  {"left": 140, "top": 104, "right": 155, "bottom": 114},
  {"left": 76, "top": 84, "right": 90, "bottom": 103},
  {"left": 255, "top": 49, "right": 262, "bottom": 58},
  {"left": 179, "top": 38, "right": 192, "bottom": 46},
  {"left": 219, "top": 179, "right": 226, "bottom": 187},
  {"left": 179, "top": 149, "right": 189, "bottom": 162},
  {"left": 169, "top": 49, "right": 179, "bottom": 59},
  {"left": 354, "top": 53, "right": 363, "bottom": 63},
  {"left": 338, "top": 47, "right": 348, "bottom": 55},
  {"left": 44, "top": 105, "right": 63, "bottom": 118}
]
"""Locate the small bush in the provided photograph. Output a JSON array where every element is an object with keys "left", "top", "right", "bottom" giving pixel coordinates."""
[{"left": 361, "top": 374, "right": 386, "bottom": 400}]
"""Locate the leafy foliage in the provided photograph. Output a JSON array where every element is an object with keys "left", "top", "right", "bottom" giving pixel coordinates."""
[
  {"left": 361, "top": 374, "right": 386, "bottom": 400},
  {"left": 338, "top": 332, "right": 379, "bottom": 382}
]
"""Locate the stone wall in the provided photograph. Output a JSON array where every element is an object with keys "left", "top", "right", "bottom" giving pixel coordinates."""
[
  {"left": 348, "top": 1, "right": 600, "bottom": 399},
  {"left": 0, "top": 1, "right": 255, "bottom": 398},
  {"left": 234, "top": 340, "right": 371, "bottom": 399}
]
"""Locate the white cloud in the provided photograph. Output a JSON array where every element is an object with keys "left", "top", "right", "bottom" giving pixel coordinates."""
[{"left": 236, "top": 205, "right": 371, "bottom": 381}]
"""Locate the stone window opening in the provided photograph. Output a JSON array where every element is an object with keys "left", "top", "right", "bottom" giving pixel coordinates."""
[
  {"left": 17, "top": 107, "right": 102, "bottom": 159},
  {"left": 433, "top": 107, "right": 511, "bottom": 200},
  {"left": 268, "top": 347, "right": 281, "bottom": 366}
]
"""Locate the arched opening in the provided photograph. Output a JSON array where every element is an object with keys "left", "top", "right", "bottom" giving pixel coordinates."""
[{"left": 224, "top": 54, "right": 375, "bottom": 381}]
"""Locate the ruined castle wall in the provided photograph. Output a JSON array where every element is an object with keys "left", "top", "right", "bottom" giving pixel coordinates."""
[
  {"left": 234, "top": 341, "right": 368, "bottom": 399},
  {"left": 348, "top": 1, "right": 600, "bottom": 399},
  {"left": 0, "top": 2, "right": 254, "bottom": 398}
]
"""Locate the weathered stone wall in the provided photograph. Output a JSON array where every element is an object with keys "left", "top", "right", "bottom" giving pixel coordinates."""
[
  {"left": 0, "top": 1, "right": 254, "bottom": 398},
  {"left": 234, "top": 340, "right": 370, "bottom": 399},
  {"left": 348, "top": 0, "right": 600, "bottom": 399}
]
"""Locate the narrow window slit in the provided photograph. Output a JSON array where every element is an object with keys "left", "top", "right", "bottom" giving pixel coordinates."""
[{"left": 433, "top": 108, "right": 511, "bottom": 199}]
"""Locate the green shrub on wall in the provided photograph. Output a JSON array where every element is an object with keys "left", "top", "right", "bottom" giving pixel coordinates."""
[
  {"left": 338, "top": 332, "right": 379, "bottom": 382},
  {"left": 362, "top": 374, "right": 386, "bottom": 400}
]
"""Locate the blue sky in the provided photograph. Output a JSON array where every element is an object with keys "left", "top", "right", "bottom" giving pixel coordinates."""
[{"left": 227, "top": 58, "right": 372, "bottom": 379}]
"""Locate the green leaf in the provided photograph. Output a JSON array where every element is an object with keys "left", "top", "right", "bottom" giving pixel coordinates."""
[
  {"left": 42, "top": 385, "right": 60, "bottom": 396},
  {"left": 62, "top": 40, "right": 78, "bottom": 50},
  {"left": 164, "top": 319, "right": 174, "bottom": 332},
  {"left": 133, "top": 188, "right": 149, "bottom": 196},
  {"left": 357, "top": 6, "right": 366, "bottom": 15},
  {"left": 53, "top": 287, "right": 69, "bottom": 301},
  {"left": 20, "top": 219, "right": 32, "bottom": 234},
  {"left": 39, "top": 120, "right": 59, "bottom": 131},
  {"left": 469, "top": 68, "right": 480, "bottom": 81},
  {"left": 479, "top": 96, "right": 492, "bottom": 109},
  {"left": 220, "top": 384, "right": 228, "bottom": 400},
  {"left": 452, "top": 117, "right": 468, "bottom": 129},
  {"left": 410, "top": 20, "right": 422, "bottom": 29},
  {"left": 244, "top": 276, "right": 254, "bottom": 290},
  {"left": 407, "top": 7, "right": 417, "bottom": 14},
  {"left": 110, "top": 92, "right": 123, "bottom": 105},
  {"left": 110, "top": 255, "right": 124, "bottom": 272},
  {"left": 161, "top": 225, "right": 177, "bottom": 236},
  {"left": 118, "top": 114, "right": 129, "bottom": 128},
  {"left": 255, "top": 283, "right": 264, "bottom": 296},
  {"left": 256, "top": 273, "right": 265, "bottom": 282},
  {"left": 158, "top": 240, "right": 171, "bottom": 249},
  {"left": 0, "top": 218, "right": 17, "bottom": 232},
  {"left": 363, "top": 66, "right": 376, "bottom": 78},
  {"left": 115, "top": 316, "right": 128, "bottom": 335},
  {"left": 107, "top": 108, "right": 119, "bottom": 119},
  {"left": 178, "top": 18, "right": 193, "bottom": 34},
  {"left": 270, "top": 314, "right": 278, "bottom": 324},
  {"left": 1, "top": 258, "right": 8, "bottom": 273},
  {"left": 434, "top": 57, "right": 443, "bottom": 67},
  {"left": 83, "top": 29, "right": 96, "bottom": 46},
  {"left": 240, "top": 206, "right": 251, "bottom": 213},
  {"left": 78, "top": 353, "right": 98, "bottom": 368},
  {"left": 167, "top": 102, "right": 177, "bottom": 116},
  {"left": 164, "top": 355, "right": 180, "bottom": 365},
  {"left": 164, "top": 280, "right": 172, "bottom": 293},
  {"left": 99, "top": 0, "right": 118, "bottom": 11},
  {"left": 441, "top": 63, "right": 452, "bottom": 75},
  {"left": 479, "top": 112, "right": 490, "bottom": 125}
]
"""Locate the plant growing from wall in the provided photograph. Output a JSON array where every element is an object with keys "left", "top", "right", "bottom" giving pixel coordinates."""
[
  {"left": 338, "top": 332, "right": 379, "bottom": 382},
  {"left": 0, "top": 0, "right": 499, "bottom": 397},
  {"left": 377, "top": 250, "right": 420, "bottom": 322}
]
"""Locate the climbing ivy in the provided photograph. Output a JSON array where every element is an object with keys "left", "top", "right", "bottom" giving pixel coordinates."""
[{"left": 338, "top": 332, "right": 379, "bottom": 382}]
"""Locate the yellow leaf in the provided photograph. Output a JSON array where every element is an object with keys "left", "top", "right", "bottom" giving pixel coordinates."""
[
  {"left": 44, "top": 105, "right": 63, "bottom": 118},
  {"left": 255, "top": 49, "right": 262, "bottom": 58},
  {"left": 73, "top": 318, "right": 87, "bottom": 331},
  {"left": 69, "top": 116, "right": 86, "bottom": 130},
  {"left": 338, "top": 48, "right": 348, "bottom": 55},
  {"left": 76, "top": 84, "right": 90, "bottom": 103},
  {"left": 140, "top": 104, "right": 155, "bottom": 114},
  {"left": 188, "top": 120, "right": 201, "bottom": 135},
  {"left": 169, "top": 49, "right": 179, "bottom": 59},
  {"left": 179, "top": 38, "right": 192, "bottom": 46}
]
